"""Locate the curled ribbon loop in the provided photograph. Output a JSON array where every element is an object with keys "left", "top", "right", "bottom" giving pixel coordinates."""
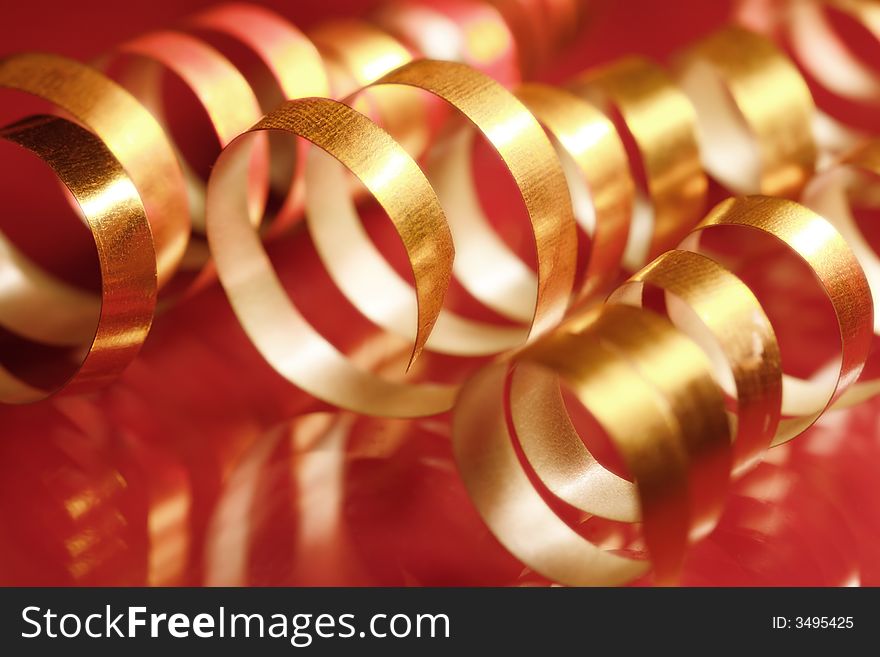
[
  {"left": 454, "top": 304, "right": 731, "bottom": 586},
  {"left": 374, "top": 59, "right": 578, "bottom": 339},
  {"left": 206, "top": 96, "right": 456, "bottom": 417},
  {"left": 307, "top": 60, "right": 578, "bottom": 358},
  {"left": 569, "top": 57, "right": 708, "bottom": 269},
  {"left": 0, "top": 53, "right": 184, "bottom": 389},
  {"left": 188, "top": 3, "right": 330, "bottom": 234},
  {"left": 455, "top": 195, "right": 872, "bottom": 586},
  {"left": 0, "top": 116, "right": 156, "bottom": 403},
  {"left": 373, "top": 0, "right": 520, "bottom": 87},
  {"left": 0, "top": 52, "right": 188, "bottom": 288},
  {"left": 737, "top": 0, "right": 880, "bottom": 151},
  {"left": 308, "top": 20, "right": 429, "bottom": 158},
  {"left": 788, "top": 0, "right": 880, "bottom": 139},
  {"left": 453, "top": 361, "right": 650, "bottom": 587},
  {"left": 803, "top": 140, "right": 880, "bottom": 407},
  {"left": 683, "top": 195, "right": 873, "bottom": 444},
  {"left": 189, "top": 4, "right": 329, "bottom": 108},
  {"left": 107, "top": 30, "right": 267, "bottom": 244},
  {"left": 608, "top": 249, "right": 783, "bottom": 475},
  {"left": 675, "top": 25, "right": 817, "bottom": 197},
  {"left": 515, "top": 83, "right": 634, "bottom": 300},
  {"left": 486, "top": 0, "right": 584, "bottom": 75},
  {"left": 2, "top": 0, "right": 880, "bottom": 590}
]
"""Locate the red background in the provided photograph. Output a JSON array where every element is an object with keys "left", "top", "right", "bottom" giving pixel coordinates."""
[{"left": 2, "top": 0, "right": 879, "bottom": 587}]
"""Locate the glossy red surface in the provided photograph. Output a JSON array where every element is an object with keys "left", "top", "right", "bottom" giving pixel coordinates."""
[{"left": 1, "top": 0, "right": 879, "bottom": 586}]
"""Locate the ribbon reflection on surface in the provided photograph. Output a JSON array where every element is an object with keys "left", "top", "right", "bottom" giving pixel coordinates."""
[{"left": 1, "top": 0, "right": 880, "bottom": 587}]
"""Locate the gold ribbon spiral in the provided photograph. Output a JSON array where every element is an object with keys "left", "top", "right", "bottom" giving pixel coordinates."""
[{"left": 1, "top": 2, "right": 878, "bottom": 587}]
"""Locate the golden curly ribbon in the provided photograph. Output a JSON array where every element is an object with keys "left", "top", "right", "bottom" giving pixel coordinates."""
[
  {"left": 692, "top": 196, "right": 873, "bottom": 440},
  {"left": 675, "top": 25, "right": 817, "bottom": 197},
  {"left": 2, "top": 0, "right": 879, "bottom": 589},
  {"left": 0, "top": 52, "right": 189, "bottom": 287},
  {"left": 569, "top": 56, "right": 708, "bottom": 269},
  {"left": 333, "top": 59, "right": 578, "bottom": 348},
  {"left": 453, "top": 196, "right": 872, "bottom": 585},
  {"left": 308, "top": 20, "right": 429, "bottom": 159},
  {"left": 803, "top": 139, "right": 880, "bottom": 406},
  {"left": 206, "top": 96, "right": 457, "bottom": 417},
  {"left": 205, "top": 59, "right": 577, "bottom": 415},
  {"left": 608, "top": 249, "right": 783, "bottom": 475},
  {"left": 486, "top": 0, "right": 584, "bottom": 75},
  {"left": 187, "top": 3, "right": 330, "bottom": 233},
  {"left": 372, "top": 0, "right": 520, "bottom": 86},
  {"left": 737, "top": 0, "right": 880, "bottom": 152},
  {"left": 104, "top": 30, "right": 268, "bottom": 247},
  {"left": 788, "top": 0, "right": 880, "bottom": 135},
  {"left": 0, "top": 1, "right": 560, "bottom": 398},
  {"left": 190, "top": 4, "right": 329, "bottom": 106},
  {"left": 0, "top": 116, "right": 156, "bottom": 402},
  {"left": 0, "top": 52, "right": 185, "bottom": 375},
  {"left": 453, "top": 303, "right": 731, "bottom": 586},
  {"left": 515, "top": 83, "right": 634, "bottom": 301}
]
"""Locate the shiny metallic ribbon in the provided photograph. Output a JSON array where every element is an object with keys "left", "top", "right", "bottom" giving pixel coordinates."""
[{"left": 1, "top": 2, "right": 878, "bottom": 588}]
